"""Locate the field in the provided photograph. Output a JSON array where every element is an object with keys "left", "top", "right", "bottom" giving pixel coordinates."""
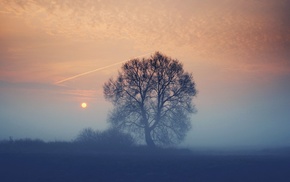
[{"left": 1, "top": 149, "right": 290, "bottom": 182}]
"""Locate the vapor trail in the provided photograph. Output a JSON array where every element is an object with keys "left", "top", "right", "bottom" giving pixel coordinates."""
[{"left": 55, "top": 52, "right": 152, "bottom": 85}]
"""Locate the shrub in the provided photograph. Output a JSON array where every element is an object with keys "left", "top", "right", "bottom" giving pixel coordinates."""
[{"left": 75, "top": 128, "right": 135, "bottom": 149}]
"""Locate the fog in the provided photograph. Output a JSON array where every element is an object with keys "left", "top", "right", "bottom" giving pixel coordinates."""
[
  {"left": 1, "top": 68, "right": 290, "bottom": 150},
  {"left": 0, "top": 0, "right": 290, "bottom": 151}
]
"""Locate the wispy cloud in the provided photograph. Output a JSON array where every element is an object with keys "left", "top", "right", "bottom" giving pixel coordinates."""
[
  {"left": 1, "top": 0, "right": 289, "bottom": 60},
  {"left": 0, "top": 80, "right": 98, "bottom": 100},
  {"left": 0, "top": 0, "right": 289, "bottom": 81}
]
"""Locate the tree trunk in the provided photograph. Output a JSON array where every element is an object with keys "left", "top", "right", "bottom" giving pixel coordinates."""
[{"left": 145, "top": 127, "right": 155, "bottom": 148}]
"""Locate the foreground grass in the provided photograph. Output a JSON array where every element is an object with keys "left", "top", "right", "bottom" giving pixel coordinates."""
[
  {"left": 1, "top": 151, "right": 290, "bottom": 182},
  {"left": 1, "top": 139, "right": 290, "bottom": 182}
]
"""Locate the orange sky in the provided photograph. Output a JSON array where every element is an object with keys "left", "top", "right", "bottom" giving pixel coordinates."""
[
  {"left": 1, "top": 0, "right": 289, "bottom": 84},
  {"left": 0, "top": 0, "right": 289, "bottom": 147}
]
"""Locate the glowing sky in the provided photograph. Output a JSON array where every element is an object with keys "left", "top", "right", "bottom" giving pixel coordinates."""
[{"left": 0, "top": 0, "right": 289, "bottom": 149}]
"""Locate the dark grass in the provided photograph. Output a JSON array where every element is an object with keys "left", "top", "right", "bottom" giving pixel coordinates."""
[{"left": 0, "top": 140, "right": 290, "bottom": 182}]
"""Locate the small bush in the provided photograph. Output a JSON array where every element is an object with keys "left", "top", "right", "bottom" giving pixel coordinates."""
[
  {"left": 75, "top": 128, "right": 135, "bottom": 149},
  {"left": 75, "top": 128, "right": 101, "bottom": 144}
]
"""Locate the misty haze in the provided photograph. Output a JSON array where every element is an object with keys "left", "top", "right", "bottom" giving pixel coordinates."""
[{"left": 1, "top": 0, "right": 290, "bottom": 181}]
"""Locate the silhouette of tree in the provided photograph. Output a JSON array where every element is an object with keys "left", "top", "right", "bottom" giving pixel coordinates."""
[{"left": 104, "top": 52, "right": 197, "bottom": 147}]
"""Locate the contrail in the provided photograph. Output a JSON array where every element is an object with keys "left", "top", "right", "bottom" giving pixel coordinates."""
[{"left": 55, "top": 52, "right": 152, "bottom": 85}]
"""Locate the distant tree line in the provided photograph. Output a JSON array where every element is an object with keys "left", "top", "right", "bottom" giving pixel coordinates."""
[
  {"left": 0, "top": 128, "right": 135, "bottom": 153},
  {"left": 0, "top": 128, "right": 194, "bottom": 155}
]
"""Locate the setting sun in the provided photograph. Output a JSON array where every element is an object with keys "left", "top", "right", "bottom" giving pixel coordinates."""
[{"left": 81, "top": 102, "right": 87, "bottom": 108}]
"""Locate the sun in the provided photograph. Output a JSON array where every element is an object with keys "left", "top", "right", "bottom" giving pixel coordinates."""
[{"left": 81, "top": 102, "right": 87, "bottom": 108}]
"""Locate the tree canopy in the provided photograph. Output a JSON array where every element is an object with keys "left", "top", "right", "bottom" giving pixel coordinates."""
[{"left": 103, "top": 52, "right": 197, "bottom": 147}]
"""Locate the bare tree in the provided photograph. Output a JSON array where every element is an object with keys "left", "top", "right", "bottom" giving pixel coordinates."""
[{"left": 104, "top": 52, "right": 197, "bottom": 147}]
